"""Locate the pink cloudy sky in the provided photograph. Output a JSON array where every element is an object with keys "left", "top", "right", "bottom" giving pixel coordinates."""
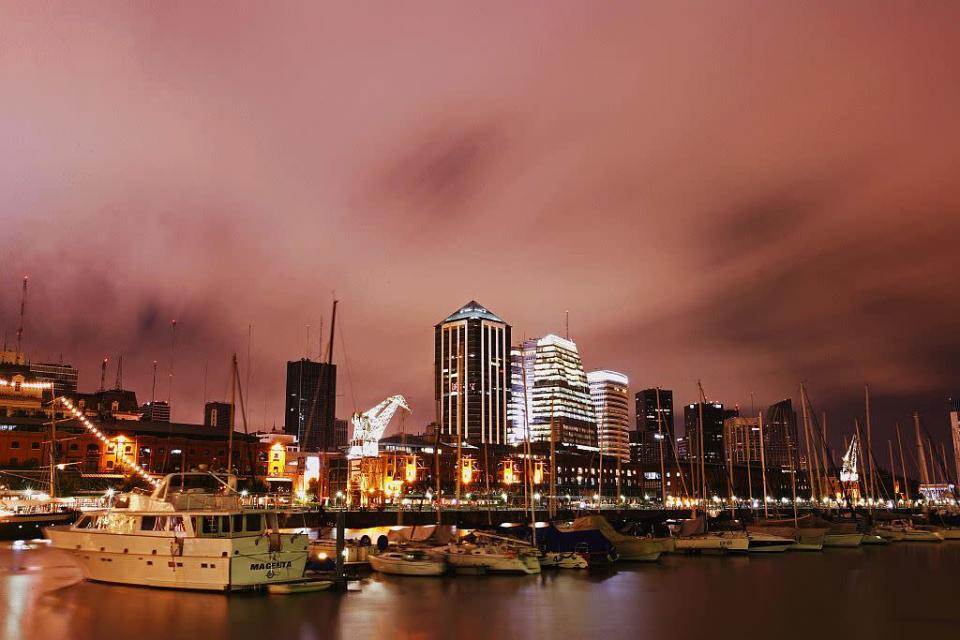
[{"left": 2, "top": 2, "right": 959, "bottom": 449}]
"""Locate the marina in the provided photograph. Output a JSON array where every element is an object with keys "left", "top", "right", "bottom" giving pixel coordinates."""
[{"left": 4, "top": 538, "right": 959, "bottom": 639}]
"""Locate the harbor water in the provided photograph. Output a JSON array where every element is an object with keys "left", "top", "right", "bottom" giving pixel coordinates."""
[{"left": 2, "top": 541, "right": 958, "bottom": 640}]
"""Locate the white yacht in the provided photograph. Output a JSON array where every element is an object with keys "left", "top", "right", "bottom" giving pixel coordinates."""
[
  {"left": 369, "top": 549, "right": 447, "bottom": 576},
  {"left": 44, "top": 473, "right": 309, "bottom": 592}
]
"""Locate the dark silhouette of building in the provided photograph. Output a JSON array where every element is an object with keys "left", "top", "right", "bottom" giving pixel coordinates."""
[
  {"left": 204, "top": 401, "right": 233, "bottom": 429},
  {"left": 764, "top": 398, "right": 799, "bottom": 469},
  {"left": 633, "top": 388, "right": 673, "bottom": 465},
  {"left": 684, "top": 401, "right": 725, "bottom": 463},
  {"left": 284, "top": 358, "right": 337, "bottom": 452},
  {"left": 29, "top": 361, "right": 79, "bottom": 397},
  {"left": 140, "top": 400, "right": 170, "bottom": 423}
]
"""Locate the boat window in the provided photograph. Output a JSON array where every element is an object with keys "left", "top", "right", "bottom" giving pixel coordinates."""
[
  {"left": 76, "top": 516, "right": 93, "bottom": 529},
  {"left": 220, "top": 516, "right": 231, "bottom": 533},
  {"left": 233, "top": 514, "right": 244, "bottom": 533},
  {"left": 245, "top": 514, "right": 262, "bottom": 532},
  {"left": 170, "top": 516, "right": 185, "bottom": 532},
  {"left": 141, "top": 516, "right": 157, "bottom": 531},
  {"left": 201, "top": 516, "right": 219, "bottom": 535}
]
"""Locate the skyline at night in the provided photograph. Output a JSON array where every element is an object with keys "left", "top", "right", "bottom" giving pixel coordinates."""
[{"left": 3, "top": 3, "right": 959, "bottom": 448}]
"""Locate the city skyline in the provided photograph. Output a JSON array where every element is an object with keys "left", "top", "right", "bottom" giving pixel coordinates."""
[{"left": 3, "top": 4, "right": 959, "bottom": 451}]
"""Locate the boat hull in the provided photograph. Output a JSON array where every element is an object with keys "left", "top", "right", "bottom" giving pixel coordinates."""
[
  {"left": 901, "top": 530, "right": 943, "bottom": 543},
  {"left": 44, "top": 527, "right": 309, "bottom": 591},
  {"left": 675, "top": 533, "right": 749, "bottom": 554},
  {"left": 823, "top": 533, "right": 864, "bottom": 548},
  {"left": 369, "top": 554, "right": 446, "bottom": 576}
]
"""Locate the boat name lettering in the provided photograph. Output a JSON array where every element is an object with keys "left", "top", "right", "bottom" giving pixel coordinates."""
[{"left": 250, "top": 561, "right": 292, "bottom": 571}]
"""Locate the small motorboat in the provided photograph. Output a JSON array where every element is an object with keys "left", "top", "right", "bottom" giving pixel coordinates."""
[
  {"left": 267, "top": 579, "right": 334, "bottom": 594},
  {"left": 877, "top": 520, "right": 943, "bottom": 543},
  {"left": 675, "top": 531, "right": 750, "bottom": 554},
  {"left": 746, "top": 521, "right": 827, "bottom": 551},
  {"left": 369, "top": 549, "right": 447, "bottom": 576}
]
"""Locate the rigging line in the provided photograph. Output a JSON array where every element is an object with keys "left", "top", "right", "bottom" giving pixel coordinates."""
[{"left": 337, "top": 312, "right": 358, "bottom": 415}]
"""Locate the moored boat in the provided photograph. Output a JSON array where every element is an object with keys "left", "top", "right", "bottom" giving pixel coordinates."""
[
  {"left": 369, "top": 549, "right": 447, "bottom": 576},
  {"left": 746, "top": 531, "right": 795, "bottom": 553},
  {"left": 44, "top": 472, "right": 309, "bottom": 591}
]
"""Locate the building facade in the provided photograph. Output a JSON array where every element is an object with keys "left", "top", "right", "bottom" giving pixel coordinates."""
[
  {"left": 29, "top": 361, "right": 79, "bottom": 397},
  {"left": 723, "top": 416, "right": 762, "bottom": 464},
  {"left": 764, "top": 399, "right": 800, "bottom": 469},
  {"left": 204, "top": 401, "right": 233, "bottom": 429},
  {"left": 284, "top": 358, "right": 337, "bottom": 452},
  {"left": 587, "top": 370, "right": 630, "bottom": 463},
  {"left": 514, "top": 334, "right": 597, "bottom": 449},
  {"left": 684, "top": 401, "right": 725, "bottom": 463},
  {"left": 434, "top": 301, "right": 511, "bottom": 445}
]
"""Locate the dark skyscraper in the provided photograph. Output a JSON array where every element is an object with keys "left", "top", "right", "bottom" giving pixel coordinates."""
[
  {"left": 284, "top": 358, "right": 337, "bottom": 452},
  {"left": 204, "top": 401, "right": 233, "bottom": 429},
  {"left": 684, "top": 401, "right": 725, "bottom": 463},
  {"left": 435, "top": 301, "right": 511, "bottom": 445},
  {"left": 634, "top": 388, "right": 674, "bottom": 465},
  {"left": 764, "top": 398, "right": 799, "bottom": 469}
]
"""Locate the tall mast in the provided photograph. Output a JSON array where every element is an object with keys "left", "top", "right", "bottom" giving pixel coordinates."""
[
  {"left": 913, "top": 412, "right": 930, "bottom": 487},
  {"left": 48, "top": 386, "right": 56, "bottom": 499},
  {"left": 325, "top": 300, "right": 338, "bottom": 365},
  {"left": 758, "top": 410, "right": 769, "bottom": 518},
  {"left": 15, "top": 276, "right": 27, "bottom": 360},
  {"left": 800, "top": 384, "right": 818, "bottom": 502},
  {"left": 114, "top": 355, "right": 123, "bottom": 390},
  {"left": 864, "top": 386, "right": 876, "bottom": 504},
  {"left": 656, "top": 388, "right": 667, "bottom": 507},
  {"left": 519, "top": 344, "right": 536, "bottom": 544},
  {"left": 455, "top": 336, "right": 463, "bottom": 505},
  {"left": 888, "top": 441, "right": 897, "bottom": 502},
  {"left": 150, "top": 361, "right": 158, "bottom": 405},
  {"left": 697, "top": 382, "right": 708, "bottom": 512},
  {"left": 549, "top": 394, "right": 557, "bottom": 519},
  {"left": 854, "top": 419, "right": 868, "bottom": 511},
  {"left": 228, "top": 354, "right": 237, "bottom": 475},
  {"left": 896, "top": 423, "right": 910, "bottom": 504}
]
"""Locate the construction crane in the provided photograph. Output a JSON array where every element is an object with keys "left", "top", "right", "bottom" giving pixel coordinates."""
[
  {"left": 347, "top": 395, "right": 411, "bottom": 459},
  {"left": 840, "top": 434, "right": 859, "bottom": 484}
]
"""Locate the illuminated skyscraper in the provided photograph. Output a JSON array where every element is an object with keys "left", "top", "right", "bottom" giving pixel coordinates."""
[
  {"left": 434, "top": 301, "right": 511, "bottom": 445},
  {"left": 511, "top": 334, "right": 597, "bottom": 449},
  {"left": 588, "top": 370, "right": 630, "bottom": 463}
]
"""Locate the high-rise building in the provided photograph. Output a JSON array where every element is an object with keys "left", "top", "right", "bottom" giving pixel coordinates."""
[
  {"left": 515, "top": 334, "right": 597, "bottom": 449},
  {"left": 723, "top": 416, "right": 762, "bottom": 464},
  {"left": 204, "top": 401, "right": 233, "bottom": 429},
  {"left": 949, "top": 398, "right": 959, "bottom": 487},
  {"left": 284, "top": 358, "right": 337, "bottom": 452},
  {"left": 29, "top": 361, "right": 78, "bottom": 397},
  {"left": 588, "top": 370, "right": 630, "bottom": 463},
  {"left": 633, "top": 388, "right": 674, "bottom": 465},
  {"left": 140, "top": 400, "right": 170, "bottom": 423},
  {"left": 684, "top": 401, "right": 725, "bottom": 463},
  {"left": 434, "top": 301, "right": 511, "bottom": 445},
  {"left": 764, "top": 399, "right": 799, "bottom": 469},
  {"left": 635, "top": 388, "right": 674, "bottom": 433},
  {"left": 508, "top": 344, "right": 535, "bottom": 445}
]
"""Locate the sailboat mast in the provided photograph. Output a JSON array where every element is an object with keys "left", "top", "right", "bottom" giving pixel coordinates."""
[
  {"left": 48, "top": 388, "right": 56, "bottom": 499},
  {"left": 896, "top": 423, "right": 910, "bottom": 504},
  {"left": 656, "top": 388, "right": 667, "bottom": 506},
  {"left": 549, "top": 395, "right": 557, "bottom": 519},
  {"left": 697, "top": 382, "right": 707, "bottom": 511},
  {"left": 758, "top": 411, "right": 769, "bottom": 518},
  {"left": 864, "top": 386, "right": 876, "bottom": 504},
  {"left": 800, "top": 385, "right": 818, "bottom": 502},
  {"left": 888, "top": 441, "right": 897, "bottom": 502},
  {"left": 913, "top": 412, "right": 930, "bottom": 487},
  {"left": 228, "top": 354, "right": 236, "bottom": 475},
  {"left": 854, "top": 418, "right": 868, "bottom": 511}
]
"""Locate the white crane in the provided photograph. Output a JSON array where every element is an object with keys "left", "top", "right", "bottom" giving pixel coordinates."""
[
  {"left": 840, "top": 434, "right": 859, "bottom": 484},
  {"left": 347, "top": 395, "right": 411, "bottom": 459}
]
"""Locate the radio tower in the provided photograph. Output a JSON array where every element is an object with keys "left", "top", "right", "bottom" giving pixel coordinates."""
[{"left": 15, "top": 276, "right": 27, "bottom": 360}]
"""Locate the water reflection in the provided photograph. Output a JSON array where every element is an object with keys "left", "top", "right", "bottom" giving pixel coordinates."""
[{"left": 2, "top": 543, "right": 959, "bottom": 640}]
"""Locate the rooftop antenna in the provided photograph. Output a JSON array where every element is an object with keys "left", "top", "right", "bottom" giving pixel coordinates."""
[
  {"left": 565, "top": 310, "right": 570, "bottom": 340},
  {"left": 114, "top": 355, "right": 123, "bottom": 390},
  {"left": 151, "top": 361, "right": 158, "bottom": 404},
  {"left": 99, "top": 357, "right": 108, "bottom": 393},
  {"left": 15, "top": 276, "right": 27, "bottom": 359},
  {"left": 201, "top": 360, "right": 208, "bottom": 404},
  {"left": 306, "top": 323, "right": 311, "bottom": 360}
]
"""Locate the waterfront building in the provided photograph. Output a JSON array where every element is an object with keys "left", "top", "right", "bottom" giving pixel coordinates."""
[
  {"left": 0, "top": 362, "right": 54, "bottom": 419},
  {"left": 284, "top": 358, "right": 337, "bottom": 452},
  {"left": 204, "top": 401, "right": 233, "bottom": 429},
  {"left": 588, "top": 370, "right": 630, "bottom": 463},
  {"left": 508, "top": 344, "right": 534, "bottom": 445},
  {"left": 723, "top": 416, "right": 762, "bottom": 464},
  {"left": 75, "top": 388, "right": 141, "bottom": 421},
  {"left": 434, "top": 301, "right": 511, "bottom": 445},
  {"left": 29, "top": 360, "right": 78, "bottom": 397},
  {"left": 684, "top": 401, "right": 725, "bottom": 463},
  {"left": 764, "top": 398, "right": 800, "bottom": 469}
]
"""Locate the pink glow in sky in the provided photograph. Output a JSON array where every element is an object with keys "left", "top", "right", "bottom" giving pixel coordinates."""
[{"left": 2, "top": 3, "right": 959, "bottom": 441}]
